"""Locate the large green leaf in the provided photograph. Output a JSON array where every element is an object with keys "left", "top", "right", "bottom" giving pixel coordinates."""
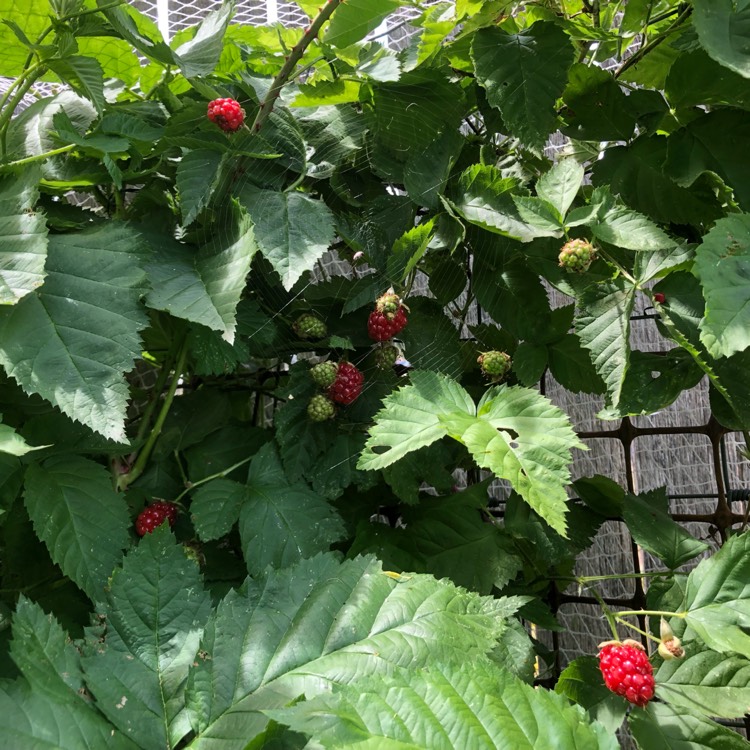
[
  {"left": 191, "top": 478, "right": 247, "bottom": 542},
  {"left": 239, "top": 443, "right": 346, "bottom": 576},
  {"left": 629, "top": 702, "right": 750, "bottom": 749},
  {"left": 185, "top": 553, "right": 517, "bottom": 748},
  {"left": 324, "top": 0, "right": 402, "bottom": 47},
  {"left": 10, "top": 597, "right": 85, "bottom": 701},
  {"left": 693, "top": 0, "right": 750, "bottom": 79},
  {"left": 177, "top": 150, "right": 226, "bottom": 226},
  {"left": 536, "top": 158, "right": 584, "bottom": 221},
  {"left": 561, "top": 64, "right": 636, "bottom": 142},
  {"left": 404, "top": 127, "right": 464, "bottom": 209},
  {"left": 575, "top": 279, "right": 637, "bottom": 409},
  {"left": 0, "top": 171, "right": 48, "bottom": 304},
  {"left": 47, "top": 56, "right": 106, "bottom": 114},
  {"left": 83, "top": 529, "right": 213, "bottom": 750},
  {"left": 0, "top": 680, "right": 137, "bottom": 750},
  {"left": 471, "top": 23, "right": 575, "bottom": 152},
  {"left": 240, "top": 189, "right": 335, "bottom": 290},
  {"left": 656, "top": 644, "right": 750, "bottom": 719},
  {"left": 146, "top": 205, "right": 256, "bottom": 343},
  {"left": 694, "top": 214, "right": 750, "bottom": 358},
  {"left": 665, "top": 48, "right": 750, "bottom": 111},
  {"left": 23, "top": 456, "right": 131, "bottom": 601},
  {"left": 588, "top": 188, "right": 674, "bottom": 251},
  {"left": 357, "top": 370, "right": 476, "bottom": 471},
  {"left": 0, "top": 223, "right": 148, "bottom": 441},
  {"left": 591, "top": 137, "right": 723, "bottom": 227},
  {"left": 0, "top": 419, "right": 48, "bottom": 457},
  {"left": 452, "top": 385, "right": 585, "bottom": 536},
  {"left": 681, "top": 531, "right": 750, "bottom": 656},
  {"left": 665, "top": 110, "right": 750, "bottom": 211},
  {"left": 174, "top": 2, "right": 234, "bottom": 77},
  {"left": 623, "top": 488, "right": 709, "bottom": 570},
  {"left": 271, "top": 658, "right": 618, "bottom": 749}
]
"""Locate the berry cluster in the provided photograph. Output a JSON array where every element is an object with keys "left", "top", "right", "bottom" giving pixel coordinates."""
[
  {"left": 598, "top": 640, "right": 655, "bottom": 707},
  {"left": 307, "top": 393, "right": 336, "bottom": 422},
  {"left": 207, "top": 98, "right": 245, "bottom": 132},
  {"left": 368, "top": 290, "right": 408, "bottom": 342},
  {"left": 306, "top": 360, "right": 364, "bottom": 420},
  {"left": 135, "top": 501, "right": 179, "bottom": 536},
  {"left": 478, "top": 350, "right": 511, "bottom": 382},
  {"left": 558, "top": 238, "right": 596, "bottom": 273}
]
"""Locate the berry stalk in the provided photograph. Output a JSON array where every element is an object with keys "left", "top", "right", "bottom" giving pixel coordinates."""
[{"left": 251, "top": 0, "right": 343, "bottom": 133}]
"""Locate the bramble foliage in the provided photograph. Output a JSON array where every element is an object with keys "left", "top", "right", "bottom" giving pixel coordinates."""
[{"left": 1, "top": 0, "right": 750, "bottom": 747}]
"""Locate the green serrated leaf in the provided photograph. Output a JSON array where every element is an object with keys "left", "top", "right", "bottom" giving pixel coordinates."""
[
  {"left": 692, "top": 0, "right": 750, "bottom": 79},
  {"left": 186, "top": 554, "right": 520, "bottom": 745},
  {"left": 512, "top": 195, "right": 563, "bottom": 236},
  {"left": 665, "top": 110, "right": 750, "bottom": 211},
  {"left": 0, "top": 419, "right": 48, "bottom": 456},
  {"left": 472, "top": 23, "right": 575, "bottom": 153},
  {"left": 83, "top": 527, "right": 212, "bottom": 750},
  {"left": 452, "top": 165, "right": 538, "bottom": 242},
  {"left": 536, "top": 158, "right": 584, "bottom": 220},
  {"left": 324, "top": 0, "right": 402, "bottom": 48},
  {"left": 23, "top": 455, "right": 131, "bottom": 601},
  {"left": 241, "top": 189, "right": 335, "bottom": 290},
  {"left": 0, "top": 223, "right": 147, "bottom": 441},
  {"left": 270, "top": 658, "right": 618, "bottom": 750},
  {"left": 575, "top": 279, "right": 637, "bottom": 409},
  {"left": 47, "top": 55, "right": 105, "bottom": 113},
  {"left": 0, "top": 170, "right": 48, "bottom": 304},
  {"left": 656, "top": 643, "right": 750, "bottom": 720},
  {"left": 694, "top": 214, "right": 750, "bottom": 358},
  {"left": 10, "top": 597, "right": 84, "bottom": 701},
  {"left": 177, "top": 150, "right": 226, "bottom": 226},
  {"left": 629, "top": 701, "right": 750, "bottom": 750},
  {"left": 357, "top": 371, "right": 475, "bottom": 471},
  {"left": 623, "top": 488, "right": 709, "bottom": 569},
  {"left": 191, "top": 478, "right": 247, "bottom": 542},
  {"left": 547, "top": 334, "right": 605, "bottom": 395},
  {"left": 681, "top": 531, "right": 750, "bottom": 656},
  {"left": 589, "top": 188, "right": 674, "bottom": 250},
  {"left": 145, "top": 203, "right": 257, "bottom": 344},
  {"left": 0, "top": 679, "right": 138, "bottom": 750},
  {"left": 454, "top": 385, "right": 584, "bottom": 536},
  {"left": 511, "top": 342, "right": 548, "bottom": 386},
  {"left": 239, "top": 443, "right": 346, "bottom": 576},
  {"left": 175, "top": 2, "right": 233, "bottom": 77}
]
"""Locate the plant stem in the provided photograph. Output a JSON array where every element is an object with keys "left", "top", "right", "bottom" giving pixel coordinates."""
[
  {"left": 616, "top": 609, "right": 686, "bottom": 619},
  {"left": 173, "top": 455, "right": 254, "bottom": 503},
  {"left": 615, "top": 5, "right": 692, "bottom": 79},
  {"left": 0, "top": 69, "right": 44, "bottom": 157},
  {"left": 132, "top": 354, "right": 176, "bottom": 447},
  {"left": 614, "top": 617, "right": 661, "bottom": 644},
  {"left": 251, "top": 0, "right": 343, "bottom": 133},
  {"left": 0, "top": 144, "right": 75, "bottom": 170},
  {"left": 118, "top": 341, "right": 188, "bottom": 490},
  {"left": 588, "top": 585, "right": 620, "bottom": 640}
]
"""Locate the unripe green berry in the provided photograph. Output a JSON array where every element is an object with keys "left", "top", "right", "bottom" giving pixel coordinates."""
[
  {"left": 307, "top": 394, "right": 335, "bottom": 422},
  {"left": 293, "top": 313, "right": 327, "bottom": 340},
  {"left": 478, "top": 350, "right": 511, "bottom": 381},
  {"left": 310, "top": 361, "right": 338, "bottom": 388},
  {"left": 376, "top": 290, "right": 402, "bottom": 319},
  {"left": 558, "top": 238, "right": 596, "bottom": 273},
  {"left": 374, "top": 345, "right": 399, "bottom": 370}
]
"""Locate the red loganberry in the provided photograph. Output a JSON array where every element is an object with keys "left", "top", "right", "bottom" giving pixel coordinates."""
[
  {"left": 367, "top": 307, "right": 408, "bottom": 342},
  {"left": 207, "top": 98, "right": 245, "bottom": 133},
  {"left": 328, "top": 361, "right": 364, "bottom": 405},
  {"left": 135, "top": 501, "right": 179, "bottom": 537},
  {"left": 598, "top": 640, "right": 655, "bottom": 707},
  {"left": 653, "top": 292, "right": 666, "bottom": 304}
]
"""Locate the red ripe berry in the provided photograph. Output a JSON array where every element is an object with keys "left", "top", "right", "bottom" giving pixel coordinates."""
[
  {"left": 367, "top": 307, "right": 408, "bottom": 342},
  {"left": 598, "top": 640, "right": 655, "bottom": 707},
  {"left": 328, "top": 361, "right": 364, "bottom": 405},
  {"left": 653, "top": 292, "right": 666, "bottom": 304},
  {"left": 135, "top": 501, "right": 179, "bottom": 537},
  {"left": 207, "top": 98, "right": 245, "bottom": 132}
]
